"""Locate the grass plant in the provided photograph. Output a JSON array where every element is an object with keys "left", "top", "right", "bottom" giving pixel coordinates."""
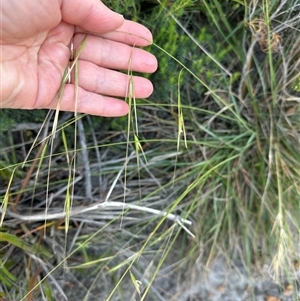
[{"left": 0, "top": 0, "right": 299, "bottom": 300}]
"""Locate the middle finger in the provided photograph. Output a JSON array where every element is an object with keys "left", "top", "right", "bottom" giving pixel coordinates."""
[{"left": 73, "top": 34, "right": 157, "bottom": 73}]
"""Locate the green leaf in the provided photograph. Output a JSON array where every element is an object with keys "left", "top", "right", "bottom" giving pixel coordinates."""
[{"left": 0, "top": 232, "right": 52, "bottom": 258}]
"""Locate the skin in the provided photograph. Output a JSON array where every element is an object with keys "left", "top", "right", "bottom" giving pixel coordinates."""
[{"left": 0, "top": 0, "right": 158, "bottom": 116}]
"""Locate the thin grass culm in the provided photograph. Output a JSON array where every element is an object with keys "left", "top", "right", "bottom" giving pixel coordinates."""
[{"left": 0, "top": 0, "right": 299, "bottom": 300}]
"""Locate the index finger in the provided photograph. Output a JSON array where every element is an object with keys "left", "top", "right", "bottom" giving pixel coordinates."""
[
  {"left": 61, "top": 0, "right": 124, "bottom": 33},
  {"left": 75, "top": 20, "right": 153, "bottom": 47}
]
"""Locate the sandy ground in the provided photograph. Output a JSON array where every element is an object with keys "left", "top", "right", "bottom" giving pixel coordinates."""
[{"left": 52, "top": 251, "right": 300, "bottom": 301}]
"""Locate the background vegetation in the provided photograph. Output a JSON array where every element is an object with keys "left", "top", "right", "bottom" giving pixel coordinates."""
[{"left": 0, "top": 0, "right": 299, "bottom": 300}]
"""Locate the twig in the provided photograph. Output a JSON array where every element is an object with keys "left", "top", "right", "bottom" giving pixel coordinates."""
[
  {"left": 86, "top": 115, "right": 103, "bottom": 197},
  {"left": 3, "top": 201, "right": 192, "bottom": 227},
  {"left": 77, "top": 117, "right": 92, "bottom": 200}
]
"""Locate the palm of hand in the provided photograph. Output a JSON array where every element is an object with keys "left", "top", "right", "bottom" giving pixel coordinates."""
[
  {"left": 1, "top": 0, "right": 157, "bottom": 116},
  {"left": 2, "top": 2, "right": 72, "bottom": 109}
]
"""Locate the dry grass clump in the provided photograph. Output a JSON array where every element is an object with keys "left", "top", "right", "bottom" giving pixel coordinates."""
[{"left": 0, "top": 0, "right": 299, "bottom": 300}]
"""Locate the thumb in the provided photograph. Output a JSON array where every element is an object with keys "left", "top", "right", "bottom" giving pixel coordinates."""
[{"left": 61, "top": 0, "right": 124, "bottom": 33}]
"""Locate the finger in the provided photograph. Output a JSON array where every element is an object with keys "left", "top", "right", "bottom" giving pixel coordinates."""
[
  {"left": 75, "top": 20, "right": 153, "bottom": 47},
  {"left": 74, "top": 34, "right": 158, "bottom": 73},
  {"left": 100, "top": 20, "right": 153, "bottom": 46},
  {"left": 61, "top": 0, "right": 124, "bottom": 33},
  {"left": 50, "top": 85, "right": 129, "bottom": 117},
  {"left": 70, "top": 61, "right": 154, "bottom": 98}
]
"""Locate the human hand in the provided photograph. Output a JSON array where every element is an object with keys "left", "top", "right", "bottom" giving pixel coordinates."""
[{"left": 0, "top": 0, "right": 158, "bottom": 116}]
